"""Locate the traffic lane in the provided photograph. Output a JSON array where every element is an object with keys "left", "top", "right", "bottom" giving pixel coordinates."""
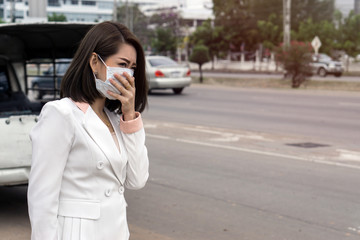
[
  {"left": 126, "top": 136, "right": 360, "bottom": 240},
  {"left": 191, "top": 71, "right": 360, "bottom": 82},
  {"left": 145, "top": 85, "right": 360, "bottom": 149},
  {"left": 0, "top": 186, "right": 30, "bottom": 239}
]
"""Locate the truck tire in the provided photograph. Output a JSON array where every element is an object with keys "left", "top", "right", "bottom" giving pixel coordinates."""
[{"left": 318, "top": 68, "right": 327, "bottom": 77}]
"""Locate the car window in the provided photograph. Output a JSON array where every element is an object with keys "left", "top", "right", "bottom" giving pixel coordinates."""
[
  {"left": 0, "top": 67, "right": 9, "bottom": 93},
  {"left": 57, "top": 63, "right": 70, "bottom": 75},
  {"left": 148, "top": 58, "right": 178, "bottom": 67},
  {"left": 318, "top": 54, "right": 332, "bottom": 62}
]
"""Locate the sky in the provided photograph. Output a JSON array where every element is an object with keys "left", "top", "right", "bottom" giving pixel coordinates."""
[{"left": 335, "top": 0, "right": 355, "bottom": 16}]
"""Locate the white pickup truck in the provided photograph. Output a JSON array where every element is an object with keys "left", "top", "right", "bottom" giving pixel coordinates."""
[{"left": 0, "top": 23, "right": 93, "bottom": 186}]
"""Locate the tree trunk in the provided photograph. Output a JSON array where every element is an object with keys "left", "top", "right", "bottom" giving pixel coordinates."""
[
  {"left": 199, "top": 64, "right": 203, "bottom": 83},
  {"left": 292, "top": 72, "right": 305, "bottom": 88}
]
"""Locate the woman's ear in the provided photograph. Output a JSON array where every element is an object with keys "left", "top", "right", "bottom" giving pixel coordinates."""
[{"left": 89, "top": 52, "right": 99, "bottom": 74}]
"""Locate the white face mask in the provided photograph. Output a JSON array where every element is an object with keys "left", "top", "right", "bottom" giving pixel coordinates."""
[{"left": 94, "top": 54, "right": 134, "bottom": 100}]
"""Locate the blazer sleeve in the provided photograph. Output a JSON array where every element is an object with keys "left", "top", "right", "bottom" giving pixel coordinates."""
[
  {"left": 28, "top": 102, "right": 74, "bottom": 240},
  {"left": 120, "top": 112, "right": 149, "bottom": 190}
]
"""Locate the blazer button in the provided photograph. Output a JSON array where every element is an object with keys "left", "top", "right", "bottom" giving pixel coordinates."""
[
  {"left": 96, "top": 161, "right": 104, "bottom": 170},
  {"left": 105, "top": 189, "right": 112, "bottom": 197},
  {"left": 118, "top": 186, "right": 124, "bottom": 194}
]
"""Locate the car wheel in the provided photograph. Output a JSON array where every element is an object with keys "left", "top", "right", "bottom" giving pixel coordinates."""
[
  {"left": 32, "top": 83, "right": 43, "bottom": 100},
  {"left": 334, "top": 73, "right": 342, "bottom": 77},
  {"left": 172, "top": 88, "right": 184, "bottom": 94},
  {"left": 318, "top": 68, "right": 327, "bottom": 77}
]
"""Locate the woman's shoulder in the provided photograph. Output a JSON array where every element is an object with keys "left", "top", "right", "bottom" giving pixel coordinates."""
[{"left": 41, "top": 98, "right": 74, "bottom": 117}]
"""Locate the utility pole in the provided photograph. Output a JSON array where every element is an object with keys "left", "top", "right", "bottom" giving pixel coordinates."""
[
  {"left": 355, "top": 0, "right": 360, "bottom": 15},
  {"left": 129, "top": 3, "right": 133, "bottom": 32},
  {"left": 283, "top": 0, "right": 291, "bottom": 47},
  {"left": 125, "top": 0, "right": 129, "bottom": 26},
  {"left": 10, "top": 0, "right": 16, "bottom": 23},
  {"left": 113, "top": 0, "right": 117, "bottom": 21}
]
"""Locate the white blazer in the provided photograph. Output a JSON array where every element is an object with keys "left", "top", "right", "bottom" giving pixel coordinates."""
[{"left": 28, "top": 98, "right": 149, "bottom": 240}]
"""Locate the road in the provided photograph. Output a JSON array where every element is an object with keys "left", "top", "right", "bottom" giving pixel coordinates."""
[
  {"left": 1, "top": 85, "right": 360, "bottom": 239},
  {"left": 191, "top": 71, "right": 360, "bottom": 82}
]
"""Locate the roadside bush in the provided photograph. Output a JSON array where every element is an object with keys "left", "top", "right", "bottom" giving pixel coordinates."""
[{"left": 275, "top": 41, "right": 313, "bottom": 88}]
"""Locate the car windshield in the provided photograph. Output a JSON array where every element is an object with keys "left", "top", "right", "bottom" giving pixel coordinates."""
[{"left": 148, "top": 57, "right": 178, "bottom": 67}]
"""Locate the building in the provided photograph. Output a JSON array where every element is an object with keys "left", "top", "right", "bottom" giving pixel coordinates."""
[
  {"left": 0, "top": 0, "right": 114, "bottom": 22},
  {"left": 0, "top": 0, "right": 213, "bottom": 25}
]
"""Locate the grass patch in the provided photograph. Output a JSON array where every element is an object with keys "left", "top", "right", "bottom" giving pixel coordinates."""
[{"left": 191, "top": 77, "right": 360, "bottom": 91}]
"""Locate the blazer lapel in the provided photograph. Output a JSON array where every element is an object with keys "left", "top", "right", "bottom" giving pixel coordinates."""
[{"left": 82, "top": 106, "right": 125, "bottom": 185}]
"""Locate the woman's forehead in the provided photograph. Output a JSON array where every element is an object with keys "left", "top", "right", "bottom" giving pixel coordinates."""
[{"left": 114, "top": 43, "right": 137, "bottom": 63}]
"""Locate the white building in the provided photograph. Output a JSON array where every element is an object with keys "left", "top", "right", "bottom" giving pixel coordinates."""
[
  {"left": 0, "top": 0, "right": 114, "bottom": 22},
  {"left": 0, "top": 0, "right": 213, "bottom": 24}
]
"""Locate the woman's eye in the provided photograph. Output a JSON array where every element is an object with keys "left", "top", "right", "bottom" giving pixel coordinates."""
[{"left": 119, "top": 63, "right": 127, "bottom": 67}]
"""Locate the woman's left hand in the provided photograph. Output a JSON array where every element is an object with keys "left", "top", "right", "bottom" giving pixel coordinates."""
[{"left": 107, "top": 72, "right": 136, "bottom": 121}]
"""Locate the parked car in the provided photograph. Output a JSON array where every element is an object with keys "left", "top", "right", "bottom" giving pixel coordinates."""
[
  {"left": 31, "top": 59, "right": 71, "bottom": 99},
  {"left": 310, "top": 53, "right": 344, "bottom": 77},
  {"left": 146, "top": 56, "right": 191, "bottom": 94},
  {"left": 0, "top": 22, "right": 92, "bottom": 186}
]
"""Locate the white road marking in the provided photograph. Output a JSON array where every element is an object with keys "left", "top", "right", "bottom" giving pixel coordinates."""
[
  {"left": 181, "top": 126, "right": 270, "bottom": 141},
  {"left": 143, "top": 124, "right": 158, "bottom": 129},
  {"left": 147, "top": 134, "right": 170, "bottom": 140},
  {"left": 147, "top": 134, "right": 360, "bottom": 170},
  {"left": 337, "top": 149, "right": 360, "bottom": 162}
]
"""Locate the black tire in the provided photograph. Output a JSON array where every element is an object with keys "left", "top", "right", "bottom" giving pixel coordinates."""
[
  {"left": 334, "top": 73, "right": 342, "bottom": 77},
  {"left": 318, "top": 68, "right": 327, "bottom": 77},
  {"left": 172, "top": 88, "right": 184, "bottom": 94}
]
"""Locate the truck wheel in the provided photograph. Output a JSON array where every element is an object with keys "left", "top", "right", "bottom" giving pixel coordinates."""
[{"left": 318, "top": 68, "right": 327, "bottom": 77}]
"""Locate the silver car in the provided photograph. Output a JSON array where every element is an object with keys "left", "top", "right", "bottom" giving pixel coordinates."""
[
  {"left": 310, "top": 53, "right": 344, "bottom": 77},
  {"left": 146, "top": 56, "right": 191, "bottom": 94}
]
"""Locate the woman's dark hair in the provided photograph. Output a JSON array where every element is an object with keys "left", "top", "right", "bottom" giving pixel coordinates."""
[{"left": 61, "top": 21, "right": 147, "bottom": 114}]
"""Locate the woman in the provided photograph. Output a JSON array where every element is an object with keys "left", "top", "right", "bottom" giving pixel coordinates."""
[{"left": 27, "top": 21, "right": 149, "bottom": 240}]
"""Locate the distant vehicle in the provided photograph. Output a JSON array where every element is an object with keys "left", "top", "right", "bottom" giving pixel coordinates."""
[
  {"left": 0, "top": 22, "right": 93, "bottom": 186},
  {"left": 310, "top": 53, "right": 344, "bottom": 77},
  {"left": 146, "top": 56, "right": 191, "bottom": 94},
  {"left": 31, "top": 60, "right": 71, "bottom": 99}
]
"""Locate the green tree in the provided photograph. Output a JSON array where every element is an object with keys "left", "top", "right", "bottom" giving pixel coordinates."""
[
  {"left": 257, "top": 13, "right": 281, "bottom": 51},
  {"left": 48, "top": 13, "right": 67, "bottom": 22},
  {"left": 190, "top": 19, "right": 226, "bottom": 69},
  {"left": 189, "top": 45, "right": 210, "bottom": 83},
  {"left": 338, "top": 11, "right": 360, "bottom": 58},
  {"left": 251, "top": 0, "right": 335, "bottom": 30},
  {"left": 148, "top": 9, "right": 182, "bottom": 57},
  {"left": 275, "top": 41, "right": 313, "bottom": 88},
  {"left": 151, "top": 28, "right": 176, "bottom": 56},
  {"left": 213, "top": 0, "right": 258, "bottom": 52},
  {"left": 116, "top": 4, "right": 151, "bottom": 48},
  {"left": 213, "top": 0, "right": 335, "bottom": 54},
  {"left": 295, "top": 18, "right": 337, "bottom": 55}
]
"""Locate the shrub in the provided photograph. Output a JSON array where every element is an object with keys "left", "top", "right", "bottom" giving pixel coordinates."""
[
  {"left": 189, "top": 45, "right": 210, "bottom": 83},
  {"left": 275, "top": 41, "right": 313, "bottom": 88}
]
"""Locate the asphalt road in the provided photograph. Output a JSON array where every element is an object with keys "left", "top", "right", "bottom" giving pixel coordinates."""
[{"left": 1, "top": 85, "right": 360, "bottom": 239}]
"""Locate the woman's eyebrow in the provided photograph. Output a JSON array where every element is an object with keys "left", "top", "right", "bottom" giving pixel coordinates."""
[
  {"left": 119, "top": 57, "right": 136, "bottom": 65},
  {"left": 119, "top": 57, "right": 130, "bottom": 63}
]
